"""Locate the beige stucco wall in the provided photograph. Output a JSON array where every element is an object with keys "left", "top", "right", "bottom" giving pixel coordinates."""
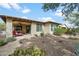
[
  {"left": 43, "top": 23, "right": 53, "bottom": 34},
  {"left": 22, "top": 25, "right": 26, "bottom": 34},
  {"left": 31, "top": 22, "right": 36, "bottom": 35},
  {"left": 5, "top": 19, "right": 58, "bottom": 37},
  {"left": 31, "top": 22, "right": 43, "bottom": 36},
  {"left": 31, "top": 22, "right": 57, "bottom": 36},
  {"left": 6, "top": 18, "right": 13, "bottom": 37}
]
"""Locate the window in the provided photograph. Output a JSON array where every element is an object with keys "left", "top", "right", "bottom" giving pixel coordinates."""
[
  {"left": 51, "top": 24, "right": 56, "bottom": 31},
  {"left": 36, "top": 24, "right": 42, "bottom": 32}
]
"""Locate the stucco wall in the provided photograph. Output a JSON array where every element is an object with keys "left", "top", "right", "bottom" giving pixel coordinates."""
[
  {"left": 5, "top": 19, "right": 58, "bottom": 37},
  {"left": 22, "top": 25, "right": 26, "bottom": 34},
  {"left": 6, "top": 18, "right": 13, "bottom": 37},
  {"left": 31, "top": 22, "right": 57, "bottom": 35},
  {"left": 43, "top": 23, "right": 53, "bottom": 34},
  {"left": 31, "top": 22, "right": 36, "bottom": 35},
  {"left": 31, "top": 22, "right": 43, "bottom": 36}
]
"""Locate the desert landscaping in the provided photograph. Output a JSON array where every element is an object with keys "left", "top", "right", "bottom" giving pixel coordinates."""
[{"left": 0, "top": 33, "right": 79, "bottom": 56}]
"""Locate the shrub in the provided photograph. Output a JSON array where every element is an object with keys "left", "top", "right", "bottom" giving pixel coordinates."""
[
  {"left": 9, "top": 46, "right": 46, "bottom": 56},
  {"left": 0, "top": 39, "right": 7, "bottom": 46},
  {"left": 6, "top": 37, "right": 16, "bottom": 42},
  {"left": 34, "top": 34, "right": 38, "bottom": 37},
  {"left": 40, "top": 33, "right": 44, "bottom": 37},
  {"left": 54, "top": 27, "right": 67, "bottom": 36},
  {"left": 65, "top": 29, "right": 76, "bottom": 36},
  {"left": 19, "top": 39, "right": 28, "bottom": 44},
  {"left": 68, "top": 37, "right": 79, "bottom": 40}
]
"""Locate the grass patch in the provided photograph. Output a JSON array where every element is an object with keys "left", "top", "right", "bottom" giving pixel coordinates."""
[
  {"left": 0, "top": 39, "right": 7, "bottom": 46},
  {"left": 0, "top": 37, "right": 16, "bottom": 46},
  {"left": 6, "top": 37, "right": 16, "bottom": 42}
]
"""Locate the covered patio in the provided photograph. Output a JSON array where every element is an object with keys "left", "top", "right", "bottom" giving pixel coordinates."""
[{"left": 0, "top": 15, "right": 40, "bottom": 37}]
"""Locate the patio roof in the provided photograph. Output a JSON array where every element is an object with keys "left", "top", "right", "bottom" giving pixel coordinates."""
[
  {"left": 0, "top": 15, "right": 43, "bottom": 23},
  {"left": 0, "top": 15, "right": 61, "bottom": 25}
]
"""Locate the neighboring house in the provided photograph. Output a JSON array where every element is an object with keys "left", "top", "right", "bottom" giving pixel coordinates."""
[
  {"left": 0, "top": 15, "right": 61, "bottom": 37},
  {"left": 58, "top": 25, "right": 67, "bottom": 29}
]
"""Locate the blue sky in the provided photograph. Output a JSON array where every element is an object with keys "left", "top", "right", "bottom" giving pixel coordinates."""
[{"left": 0, "top": 3, "right": 64, "bottom": 24}]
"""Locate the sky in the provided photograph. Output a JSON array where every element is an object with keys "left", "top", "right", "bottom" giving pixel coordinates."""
[{"left": 0, "top": 3, "right": 64, "bottom": 24}]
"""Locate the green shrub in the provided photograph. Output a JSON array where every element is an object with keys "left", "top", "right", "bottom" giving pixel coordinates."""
[
  {"left": 40, "top": 33, "right": 44, "bottom": 37},
  {"left": 34, "top": 34, "right": 38, "bottom": 37},
  {"left": 9, "top": 46, "right": 46, "bottom": 56},
  {"left": 0, "top": 39, "right": 7, "bottom": 46},
  {"left": 66, "top": 29, "right": 76, "bottom": 36},
  {"left": 69, "top": 37, "right": 79, "bottom": 40},
  {"left": 54, "top": 27, "right": 67, "bottom": 36},
  {"left": 6, "top": 37, "right": 16, "bottom": 42}
]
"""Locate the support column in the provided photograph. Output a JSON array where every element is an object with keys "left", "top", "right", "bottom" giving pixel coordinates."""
[
  {"left": 6, "top": 18, "right": 13, "bottom": 38},
  {"left": 44, "top": 23, "right": 52, "bottom": 34},
  {"left": 31, "top": 22, "right": 36, "bottom": 35},
  {"left": 22, "top": 25, "right": 26, "bottom": 34}
]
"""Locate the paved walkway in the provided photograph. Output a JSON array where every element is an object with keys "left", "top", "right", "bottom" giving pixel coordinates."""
[{"left": 0, "top": 34, "right": 33, "bottom": 56}]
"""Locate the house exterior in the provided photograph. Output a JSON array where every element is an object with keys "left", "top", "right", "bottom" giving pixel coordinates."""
[{"left": 0, "top": 15, "right": 61, "bottom": 37}]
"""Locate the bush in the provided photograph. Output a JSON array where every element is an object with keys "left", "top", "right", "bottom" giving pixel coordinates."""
[
  {"left": 9, "top": 46, "right": 46, "bottom": 56},
  {"left": 69, "top": 37, "right": 79, "bottom": 40},
  {"left": 34, "top": 34, "right": 38, "bottom": 37},
  {"left": 40, "top": 33, "right": 44, "bottom": 37},
  {"left": 6, "top": 37, "right": 16, "bottom": 42},
  {"left": 54, "top": 27, "right": 67, "bottom": 36},
  {"left": 0, "top": 39, "right": 7, "bottom": 46},
  {"left": 65, "top": 29, "right": 76, "bottom": 36}
]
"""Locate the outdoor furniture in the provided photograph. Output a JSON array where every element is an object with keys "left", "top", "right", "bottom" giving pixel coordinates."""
[{"left": 13, "top": 30, "right": 23, "bottom": 36}]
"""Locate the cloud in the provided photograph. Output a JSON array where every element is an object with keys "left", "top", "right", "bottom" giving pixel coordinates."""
[
  {"left": 0, "top": 3, "right": 31, "bottom": 14},
  {"left": 21, "top": 16, "right": 28, "bottom": 19},
  {"left": 38, "top": 17, "right": 55, "bottom": 22},
  {"left": 0, "top": 3, "right": 21, "bottom": 10},
  {"left": 55, "top": 9, "right": 63, "bottom": 17},
  {"left": 22, "top": 9, "right": 31, "bottom": 14},
  {"left": 0, "top": 3, "right": 11, "bottom": 9},
  {"left": 55, "top": 12, "right": 63, "bottom": 17},
  {"left": 9, "top": 3, "right": 21, "bottom": 10}
]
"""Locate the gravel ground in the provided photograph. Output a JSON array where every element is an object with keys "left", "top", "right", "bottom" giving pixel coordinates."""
[
  {"left": 0, "top": 34, "right": 77, "bottom": 56},
  {"left": 0, "top": 34, "right": 34, "bottom": 56},
  {"left": 19, "top": 34, "right": 76, "bottom": 56},
  {"left": 0, "top": 39, "right": 21, "bottom": 56}
]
